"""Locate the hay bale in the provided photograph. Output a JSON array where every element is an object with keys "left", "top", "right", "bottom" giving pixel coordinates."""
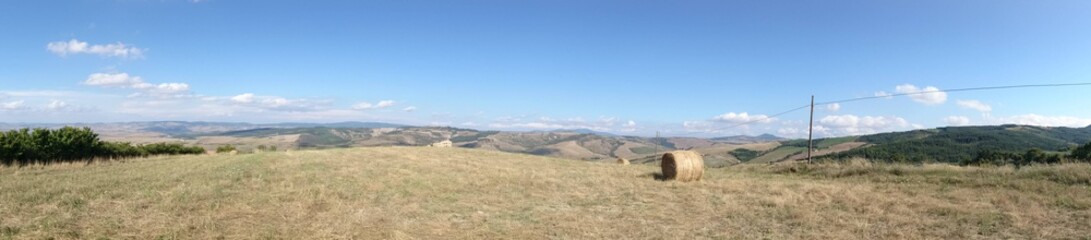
[
  {"left": 430, "top": 140, "right": 453, "bottom": 148},
  {"left": 661, "top": 151, "right": 704, "bottom": 182},
  {"left": 617, "top": 158, "right": 630, "bottom": 165}
]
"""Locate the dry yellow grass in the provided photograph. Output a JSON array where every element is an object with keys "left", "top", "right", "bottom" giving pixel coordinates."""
[{"left": 1, "top": 148, "right": 1090, "bottom": 239}]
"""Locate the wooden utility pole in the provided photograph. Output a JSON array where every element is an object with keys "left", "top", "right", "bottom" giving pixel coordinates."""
[
  {"left": 807, "top": 95, "right": 815, "bottom": 163},
  {"left": 654, "top": 131, "right": 660, "bottom": 157}
]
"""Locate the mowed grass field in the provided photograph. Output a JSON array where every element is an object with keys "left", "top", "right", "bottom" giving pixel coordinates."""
[{"left": 2, "top": 147, "right": 1090, "bottom": 239}]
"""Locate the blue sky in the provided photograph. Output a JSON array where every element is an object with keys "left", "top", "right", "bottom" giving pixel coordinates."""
[{"left": 3, "top": 0, "right": 1091, "bottom": 137}]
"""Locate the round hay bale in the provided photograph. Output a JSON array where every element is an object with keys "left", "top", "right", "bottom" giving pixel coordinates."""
[
  {"left": 617, "top": 158, "right": 630, "bottom": 165},
  {"left": 661, "top": 151, "right": 704, "bottom": 182}
]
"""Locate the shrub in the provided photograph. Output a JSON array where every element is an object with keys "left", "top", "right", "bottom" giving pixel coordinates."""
[
  {"left": 1071, "top": 142, "right": 1091, "bottom": 162},
  {"left": 216, "top": 145, "right": 237, "bottom": 153},
  {"left": 965, "top": 148, "right": 1063, "bottom": 166},
  {"left": 729, "top": 149, "right": 762, "bottom": 162},
  {"left": 0, "top": 127, "right": 205, "bottom": 166}
]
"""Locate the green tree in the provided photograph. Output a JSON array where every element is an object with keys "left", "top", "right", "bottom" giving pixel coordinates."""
[{"left": 1072, "top": 142, "right": 1091, "bottom": 162}]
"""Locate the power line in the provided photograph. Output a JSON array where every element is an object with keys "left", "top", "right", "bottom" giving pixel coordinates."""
[
  {"left": 717, "top": 104, "right": 810, "bottom": 130},
  {"left": 816, "top": 82, "right": 1091, "bottom": 106},
  {"left": 715, "top": 82, "right": 1091, "bottom": 130}
]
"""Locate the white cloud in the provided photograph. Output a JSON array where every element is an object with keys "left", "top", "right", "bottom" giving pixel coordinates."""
[
  {"left": 819, "top": 115, "right": 859, "bottom": 128},
  {"left": 84, "top": 73, "right": 144, "bottom": 87},
  {"left": 825, "top": 103, "right": 841, "bottom": 112},
  {"left": 0, "top": 89, "right": 405, "bottom": 122},
  {"left": 351, "top": 102, "right": 374, "bottom": 110},
  {"left": 487, "top": 115, "right": 627, "bottom": 132},
  {"left": 403, "top": 106, "right": 417, "bottom": 112},
  {"left": 352, "top": 100, "right": 396, "bottom": 110},
  {"left": 944, "top": 116, "right": 970, "bottom": 126},
  {"left": 0, "top": 90, "right": 96, "bottom": 99},
  {"left": 226, "top": 93, "right": 330, "bottom": 112},
  {"left": 231, "top": 93, "right": 255, "bottom": 103},
  {"left": 112, "top": 97, "right": 379, "bottom": 121},
  {"left": 996, "top": 114, "right": 1091, "bottom": 128},
  {"left": 0, "top": 91, "right": 107, "bottom": 115},
  {"left": 777, "top": 127, "right": 804, "bottom": 138},
  {"left": 678, "top": 112, "right": 780, "bottom": 135},
  {"left": 894, "top": 84, "right": 946, "bottom": 105},
  {"left": 259, "top": 97, "right": 326, "bottom": 111},
  {"left": 620, "top": 120, "right": 637, "bottom": 132},
  {"left": 128, "top": 83, "right": 191, "bottom": 97},
  {"left": 376, "top": 100, "right": 395, "bottom": 108},
  {"left": 83, "top": 72, "right": 190, "bottom": 97},
  {"left": 143, "top": 83, "right": 190, "bottom": 94},
  {"left": 489, "top": 122, "right": 568, "bottom": 130},
  {"left": 817, "top": 114, "right": 912, "bottom": 136},
  {"left": 956, "top": 100, "right": 992, "bottom": 113},
  {"left": 712, "top": 112, "right": 775, "bottom": 124},
  {"left": 682, "top": 121, "right": 713, "bottom": 132},
  {"left": 47, "top": 39, "right": 145, "bottom": 59},
  {"left": 46, "top": 100, "right": 69, "bottom": 110},
  {"left": 2, "top": 100, "right": 26, "bottom": 110}
]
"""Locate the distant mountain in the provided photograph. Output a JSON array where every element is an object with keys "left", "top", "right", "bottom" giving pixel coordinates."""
[
  {"left": 711, "top": 134, "right": 787, "bottom": 143},
  {"left": 0, "top": 121, "right": 410, "bottom": 137},
  {"left": 0, "top": 121, "right": 758, "bottom": 166},
  {"left": 548, "top": 128, "right": 619, "bottom": 137},
  {"left": 148, "top": 125, "right": 757, "bottom": 166},
  {"left": 269, "top": 121, "right": 407, "bottom": 129},
  {"left": 28, "top": 121, "right": 1091, "bottom": 166}
]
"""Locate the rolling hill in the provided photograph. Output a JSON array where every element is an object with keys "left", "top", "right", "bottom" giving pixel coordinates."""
[
  {"left": 13, "top": 121, "right": 1091, "bottom": 165},
  {"left": 2, "top": 147, "right": 1088, "bottom": 238},
  {"left": 3, "top": 121, "right": 777, "bottom": 166},
  {"left": 202, "top": 126, "right": 747, "bottom": 164},
  {"left": 821, "top": 125, "right": 1091, "bottom": 163},
  {"left": 742, "top": 125, "right": 1091, "bottom": 164},
  {"left": 710, "top": 134, "right": 787, "bottom": 144}
]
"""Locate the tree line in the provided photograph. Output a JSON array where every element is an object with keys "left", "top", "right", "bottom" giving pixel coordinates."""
[
  {"left": 820, "top": 125, "right": 1091, "bottom": 165},
  {"left": 824, "top": 141, "right": 1091, "bottom": 166},
  {"left": 1, "top": 127, "right": 205, "bottom": 166},
  {"left": 962, "top": 142, "right": 1091, "bottom": 166}
]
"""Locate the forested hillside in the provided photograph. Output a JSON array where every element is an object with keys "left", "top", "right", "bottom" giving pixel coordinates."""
[{"left": 822, "top": 125, "right": 1091, "bottom": 163}]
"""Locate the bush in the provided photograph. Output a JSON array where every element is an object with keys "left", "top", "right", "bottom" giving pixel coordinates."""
[
  {"left": 964, "top": 148, "right": 1063, "bottom": 166},
  {"left": 216, "top": 145, "right": 237, "bottom": 153},
  {"left": 140, "top": 142, "right": 206, "bottom": 155},
  {"left": 1071, "top": 142, "right": 1091, "bottom": 162},
  {"left": 1, "top": 127, "right": 102, "bottom": 165},
  {"left": 729, "top": 149, "right": 763, "bottom": 162},
  {"left": 0, "top": 127, "right": 205, "bottom": 166}
]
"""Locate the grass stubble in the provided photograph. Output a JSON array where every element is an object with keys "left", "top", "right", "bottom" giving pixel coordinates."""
[{"left": 1, "top": 148, "right": 1089, "bottom": 239}]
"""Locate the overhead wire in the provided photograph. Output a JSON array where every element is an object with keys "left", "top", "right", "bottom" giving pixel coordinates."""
[{"left": 715, "top": 82, "right": 1091, "bottom": 130}]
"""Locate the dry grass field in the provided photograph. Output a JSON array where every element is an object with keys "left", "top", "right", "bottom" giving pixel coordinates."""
[{"left": 1, "top": 147, "right": 1090, "bottom": 239}]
